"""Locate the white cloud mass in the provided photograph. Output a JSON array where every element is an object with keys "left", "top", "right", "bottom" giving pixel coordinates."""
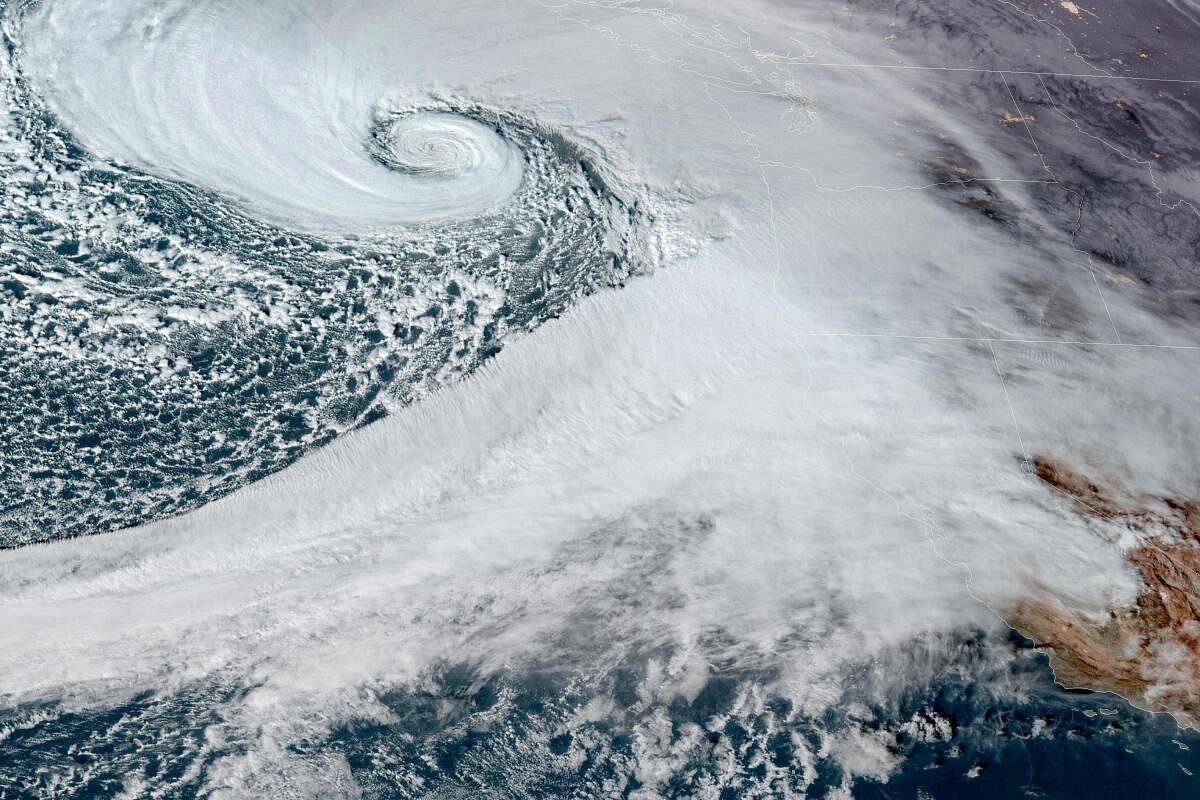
[{"left": 3, "top": 0, "right": 1199, "bottom": 794}]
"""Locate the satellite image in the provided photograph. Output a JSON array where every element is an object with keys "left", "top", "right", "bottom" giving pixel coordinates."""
[{"left": 1, "top": 0, "right": 1199, "bottom": 796}]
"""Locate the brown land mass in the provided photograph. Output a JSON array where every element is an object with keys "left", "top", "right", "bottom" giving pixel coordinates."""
[{"left": 1010, "top": 456, "right": 1200, "bottom": 728}]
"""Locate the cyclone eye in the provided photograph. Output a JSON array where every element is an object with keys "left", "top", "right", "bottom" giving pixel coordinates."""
[
  {"left": 369, "top": 112, "right": 504, "bottom": 178},
  {"left": 362, "top": 109, "right": 523, "bottom": 210},
  {"left": 0, "top": 73, "right": 649, "bottom": 544}
]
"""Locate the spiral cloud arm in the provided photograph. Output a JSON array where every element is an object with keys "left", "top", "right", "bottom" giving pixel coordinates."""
[
  {"left": 4, "top": 0, "right": 1200, "bottom": 796},
  {"left": 14, "top": 0, "right": 536, "bottom": 231},
  {"left": 0, "top": 2, "right": 663, "bottom": 543}
]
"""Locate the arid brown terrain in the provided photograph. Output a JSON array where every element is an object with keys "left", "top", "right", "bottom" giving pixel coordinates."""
[{"left": 1012, "top": 457, "right": 1200, "bottom": 728}]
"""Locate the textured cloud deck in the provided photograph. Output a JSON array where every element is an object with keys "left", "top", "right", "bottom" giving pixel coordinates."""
[{"left": 2, "top": 0, "right": 1200, "bottom": 797}]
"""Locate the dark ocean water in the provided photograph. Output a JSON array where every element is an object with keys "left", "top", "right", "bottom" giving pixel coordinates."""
[
  {"left": 3, "top": 0, "right": 1200, "bottom": 797},
  {"left": 2, "top": 633, "right": 1198, "bottom": 798},
  {"left": 0, "top": 27, "right": 650, "bottom": 546}
]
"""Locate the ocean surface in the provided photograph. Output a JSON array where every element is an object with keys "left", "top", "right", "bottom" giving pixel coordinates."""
[{"left": 2, "top": 0, "right": 1199, "bottom": 796}]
